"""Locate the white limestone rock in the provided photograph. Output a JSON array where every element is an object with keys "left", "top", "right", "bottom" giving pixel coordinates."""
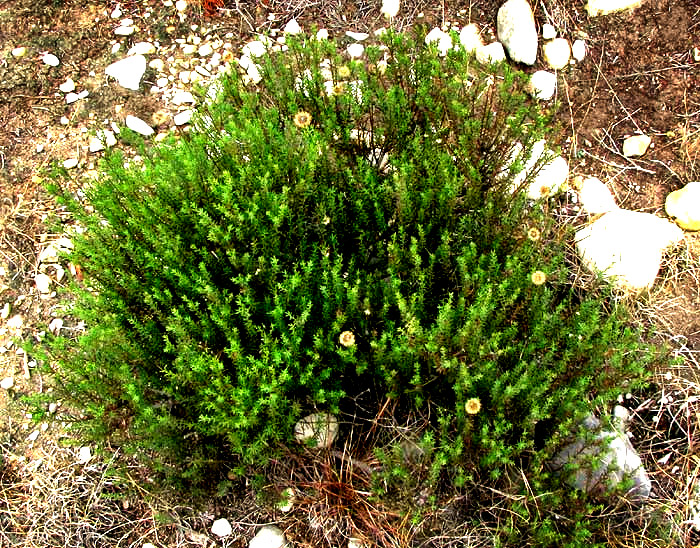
[
  {"left": 173, "top": 110, "right": 193, "bottom": 126},
  {"left": 459, "top": 24, "right": 483, "bottom": 53},
  {"left": 572, "top": 39, "right": 587, "bottom": 62},
  {"left": 381, "top": 0, "right": 400, "bottom": 18},
  {"left": 125, "top": 115, "right": 155, "bottom": 136},
  {"left": 172, "top": 90, "right": 195, "bottom": 105},
  {"left": 42, "top": 53, "right": 60, "bottom": 66},
  {"left": 425, "top": 27, "right": 452, "bottom": 56},
  {"left": 586, "top": 0, "right": 644, "bottom": 17},
  {"left": 551, "top": 415, "right": 651, "bottom": 502},
  {"left": 11, "top": 46, "right": 27, "bottom": 58},
  {"left": 211, "top": 518, "right": 232, "bottom": 537},
  {"left": 542, "top": 38, "right": 571, "bottom": 70},
  {"left": 528, "top": 70, "right": 556, "bottom": 100},
  {"left": 476, "top": 42, "right": 506, "bottom": 64},
  {"left": 77, "top": 446, "right": 92, "bottom": 464},
  {"left": 0, "top": 377, "right": 14, "bottom": 390},
  {"left": 294, "top": 413, "right": 339, "bottom": 448},
  {"left": 62, "top": 158, "right": 79, "bottom": 169},
  {"left": 283, "top": 18, "right": 302, "bottom": 35},
  {"left": 497, "top": 0, "right": 538, "bottom": 65},
  {"left": 89, "top": 129, "right": 117, "bottom": 152},
  {"left": 34, "top": 273, "right": 52, "bottom": 293},
  {"left": 347, "top": 43, "right": 365, "bottom": 58},
  {"left": 242, "top": 40, "right": 268, "bottom": 58},
  {"left": 346, "top": 31, "right": 369, "bottom": 41},
  {"left": 575, "top": 209, "right": 684, "bottom": 291},
  {"left": 541, "top": 23, "right": 557, "bottom": 40},
  {"left": 59, "top": 78, "right": 76, "bottom": 93},
  {"left": 622, "top": 134, "right": 652, "bottom": 157},
  {"left": 105, "top": 55, "right": 147, "bottom": 91},
  {"left": 114, "top": 25, "right": 135, "bottom": 36},
  {"left": 665, "top": 181, "right": 700, "bottom": 231},
  {"left": 572, "top": 176, "right": 619, "bottom": 214},
  {"left": 249, "top": 525, "right": 287, "bottom": 548}
]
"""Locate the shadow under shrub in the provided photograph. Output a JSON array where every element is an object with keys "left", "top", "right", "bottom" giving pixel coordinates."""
[{"left": 42, "top": 30, "right": 661, "bottom": 544}]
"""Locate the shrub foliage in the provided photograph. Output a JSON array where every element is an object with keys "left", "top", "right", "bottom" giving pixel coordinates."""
[{"left": 44, "top": 30, "right": 658, "bottom": 544}]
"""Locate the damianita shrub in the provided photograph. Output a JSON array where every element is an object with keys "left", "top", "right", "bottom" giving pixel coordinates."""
[{"left": 42, "top": 30, "right": 659, "bottom": 542}]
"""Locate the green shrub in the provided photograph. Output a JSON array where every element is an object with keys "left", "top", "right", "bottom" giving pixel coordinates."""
[{"left": 42, "top": 29, "right": 659, "bottom": 543}]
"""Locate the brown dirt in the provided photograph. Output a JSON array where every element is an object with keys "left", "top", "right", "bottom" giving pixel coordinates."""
[{"left": 0, "top": 0, "right": 699, "bottom": 546}]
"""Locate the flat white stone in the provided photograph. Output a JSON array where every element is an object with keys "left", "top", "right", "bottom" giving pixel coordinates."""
[
  {"left": 506, "top": 140, "right": 568, "bottom": 199},
  {"left": 528, "top": 70, "right": 556, "bottom": 100},
  {"left": 294, "top": 413, "right": 339, "bottom": 448},
  {"left": 65, "top": 92, "right": 80, "bottom": 104},
  {"left": 622, "top": 134, "right": 651, "bottom": 157},
  {"left": 105, "top": 55, "right": 147, "bottom": 91},
  {"left": 425, "top": 27, "right": 452, "bottom": 56},
  {"left": 7, "top": 315, "right": 23, "bottom": 330},
  {"left": 572, "top": 39, "right": 586, "bottom": 61},
  {"left": 11, "top": 46, "right": 27, "bottom": 58},
  {"left": 249, "top": 525, "right": 286, "bottom": 548},
  {"left": 114, "top": 25, "right": 135, "bottom": 36},
  {"left": 586, "top": 0, "right": 643, "bottom": 16},
  {"left": 0, "top": 377, "right": 14, "bottom": 390},
  {"left": 497, "top": 0, "right": 538, "bottom": 65},
  {"left": 128, "top": 42, "right": 156, "bottom": 56},
  {"left": 476, "top": 42, "right": 506, "bottom": 64},
  {"left": 173, "top": 110, "right": 193, "bottom": 125},
  {"left": 316, "top": 29, "right": 329, "bottom": 40},
  {"left": 575, "top": 209, "right": 683, "bottom": 291},
  {"left": 284, "top": 18, "right": 302, "bottom": 35},
  {"left": 573, "top": 176, "right": 619, "bottom": 214},
  {"left": 347, "top": 43, "right": 365, "bottom": 58},
  {"left": 59, "top": 78, "right": 76, "bottom": 93},
  {"left": 172, "top": 90, "right": 195, "bottom": 105},
  {"left": 62, "top": 158, "right": 78, "bottom": 169},
  {"left": 459, "top": 23, "right": 483, "bottom": 53},
  {"left": 175, "top": 0, "right": 187, "bottom": 12},
  {"left": 542, "top": 23, "right": 557, "bottom": 40},
  {"left": 125, "top": 115, "right": 155, "bottom": 136},
  {"left": 149, "top": 58, "right": 165, "bottom": 71},
  {"left": 542, "top": 38, "right": 571, "bottom": 70},
  {"left": 346, "top": 31, "right": 369, "bottom": 41},
  {"left": 42, "top": 53, "right": 60, "bottom": 66},
  {"left": 89, "top": 129, "right": 117, "bottom": 153},
  {"left": 211, "top": 518, "right": 232, "bottom": 537},
  {"left": 110, "top": 7, "right": 122, "bottom": 18},
  {"left": 665, "top": 181, "right": 700, "bottom": 231}
]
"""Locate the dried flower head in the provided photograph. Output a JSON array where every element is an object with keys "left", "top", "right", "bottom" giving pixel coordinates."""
[
  {"left": 527, "top": 227, "right": 541, "bottom": 241},
  {"left": 339, "top": 330, "right": 355, "bottom": 347},
  {"left": 331, "top": 83, "right": 346, "bottom": 95},
  {"left": 293, "top": 111, "right": 312, "bottom": 128},
  {"left": 465, "top": 398, "right": 481, "bottom": 415},
  {"left": 531, "top": 270, "right": 547, "bottom": 286},
  {"left": 337, "top": 65, "right": 351, "bottom": 78}
]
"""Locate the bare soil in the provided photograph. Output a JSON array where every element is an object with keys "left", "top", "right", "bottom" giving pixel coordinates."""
[{"left": 0, "top": 0, "right": 699, "bottom": 546}]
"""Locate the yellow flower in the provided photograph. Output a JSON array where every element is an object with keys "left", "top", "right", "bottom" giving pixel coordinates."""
[
  {"left": 531, "top": 270, "right": 547, "bottom": 286},
  {"left": 331, "top": 83, "right": 346, "bottom": 95},
  {"left": 293, "top": 111, "right": 312, "bottom": 128},
  {"left": 465, "top": 398, "right": 481, "bottom": 415},
  {"left": 339, "top": 330, "right": 355, "bottom": 347},
  {"left": 337, "top": 65, "right": 351, "bottom": 78},
  {"left": 527, "top": 227, "right": 541, "bottom": 241}
]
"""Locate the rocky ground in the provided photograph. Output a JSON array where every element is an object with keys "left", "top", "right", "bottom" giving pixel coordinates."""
[{"left": 0, "top": 0, "right": 699, "bottom": 546}]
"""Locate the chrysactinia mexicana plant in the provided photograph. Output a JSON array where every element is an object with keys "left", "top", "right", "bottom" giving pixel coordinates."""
[{"left": 43, "top": 29, "right": 656, "bottom": 522}]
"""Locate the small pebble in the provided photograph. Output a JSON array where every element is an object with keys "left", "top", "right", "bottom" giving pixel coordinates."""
[
  {"left": 0, "top": 377, "right": 14, "bottom": 390},
  {"left": 211, "top": 518, "right": 232, "bottom": 537},
  {"left": 42, "top": 53, "right": 60, "bottom": 66},
  {"left": 59, "top": 78, "right": 76, "bottom": 93},
  {"left": 12, "top": 46, "right": 27, "bottom": 58},
  {"left": 572, "top": 39, "right": 586, "bottom": 62},
  {"left": 62, "top": 158, "right": 79, "bottom": 169}
]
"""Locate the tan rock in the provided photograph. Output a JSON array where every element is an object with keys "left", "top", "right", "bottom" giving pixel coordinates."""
[
  {"left": 665, "top": 181, "right": 700, "bottom": 231},
  {"left": 622, "top": 134, "right": 652, "bottom": 157},
  {"left": 542, "top": 38, "right": 571, "bottom": 70}
]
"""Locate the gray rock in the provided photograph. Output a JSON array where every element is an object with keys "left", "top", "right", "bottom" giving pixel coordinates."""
[
  {"left": 551, "top": 415, "right": 651, "bottom": 502},
  {"left": 294, "top": 413, "right": 339, "bottom": 448},
  {"left": 497, "top": 0, "right": 538, "bottom": 65}
]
